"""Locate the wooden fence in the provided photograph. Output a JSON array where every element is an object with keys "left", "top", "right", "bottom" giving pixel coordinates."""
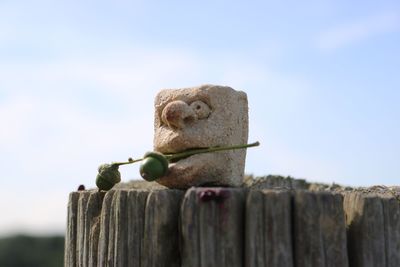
[{"left": 64, "top": 178, "right": 400, "bottom": 267}]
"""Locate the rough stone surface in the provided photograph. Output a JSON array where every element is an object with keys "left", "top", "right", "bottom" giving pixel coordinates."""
[{"left": 153, "top": 84, "right": 249, "bottom": 189}]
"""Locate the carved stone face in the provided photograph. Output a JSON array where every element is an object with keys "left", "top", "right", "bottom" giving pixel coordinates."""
[{"left": 153, "top": 84, "right": 248, "bottom": 189}]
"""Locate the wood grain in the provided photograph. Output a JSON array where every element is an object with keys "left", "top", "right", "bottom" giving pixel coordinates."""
[
  {"left": 293, "top": 191, "right": 348, "bottom": 267},
  {"left": 65, "top": 192, "right": 80, "bottom": 267},
  {"left": 142, "top": 189, "right": 183, "bottom": 267},
  {"left": 344, "top": 191, "right": 400, "bottom": 267},
  {"left": 245, "top": 189, "right": 293, "bottom": 267},
  {"left": 64, "top": 183, "right": 400, "bottom": 267},
  {"left": 180, "top": 187, "right": 245, "bottom": 267}
]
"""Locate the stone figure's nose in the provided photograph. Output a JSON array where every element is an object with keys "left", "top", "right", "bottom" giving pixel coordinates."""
[{"left": 161, "top": 100, "right": 197, "bottom": 129}]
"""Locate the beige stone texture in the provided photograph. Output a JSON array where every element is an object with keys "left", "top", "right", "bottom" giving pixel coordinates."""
[{"left": 153, "top": 84, "right": 249, "bottom": 189}]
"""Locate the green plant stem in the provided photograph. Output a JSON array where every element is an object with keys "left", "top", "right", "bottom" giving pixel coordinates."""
[
  {"left": 111, "top": 158, "right": 143, "bottom": 167},
  {"left": 166, "top": 141, "right": 260, "bottom": 161},
  {"left": 110, "top": 141, "right": 260, "bottom": 166}
]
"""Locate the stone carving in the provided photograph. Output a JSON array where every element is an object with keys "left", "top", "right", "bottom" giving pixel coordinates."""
[{"left": 153, "top": 84, "right": 249, "bottom": 189}]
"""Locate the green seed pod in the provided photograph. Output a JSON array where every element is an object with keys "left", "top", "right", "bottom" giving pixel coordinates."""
[
  {"left": 139, "top": 151, "right": 169, "bottom": 181},
  {"left": 96, "top": 163, "right": 121, "bottom": 191}
]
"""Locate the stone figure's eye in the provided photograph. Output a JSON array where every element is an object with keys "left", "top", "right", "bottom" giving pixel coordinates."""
[{"left": 190, "top": 100, "right": 211, "bottom": 119}]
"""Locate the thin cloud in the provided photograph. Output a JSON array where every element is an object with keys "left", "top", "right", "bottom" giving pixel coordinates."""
[{"left": 316, "top": 12, "right": 399, "bottom": 51}]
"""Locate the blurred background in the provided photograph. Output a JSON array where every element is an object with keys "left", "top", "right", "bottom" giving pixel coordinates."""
[{"left": 0, "top": 0, "right": 399, "bottom": 265}]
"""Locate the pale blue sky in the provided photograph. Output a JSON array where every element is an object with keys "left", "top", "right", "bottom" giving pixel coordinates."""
[{"left": 0, "top": 0, "right": 399, "bottom": 235}]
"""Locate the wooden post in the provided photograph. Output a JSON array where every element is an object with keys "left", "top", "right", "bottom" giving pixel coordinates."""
[
  {"left": 65, "top": 192, "right": 79, "bottom": 267},
  {"left": 180, "top": 187, "right": 245, "bottom": 267},
  {"left": 344, "top": 191, "right": 400, "bottom": 267},
  {"left": 142, "top": 189, "right": 184, "bottom": 267},
  {"left": 83, "top": 192, "right": 103, "bottom": 267},
  {"left": 97, "top": 190, "right": 116, "bottom": 267},
  {"left": 66, "top": 188, "right": 183, "bottom": 267},
  {"left": 382, "top": 195, "right": 400, "bottom": 266},
  {"left": 245, "top": 190, "right": 293, "bottom": 267},
  {"left": 65, "top": 181, "right": 400, "bottom": 267},
  {"left": 293, "top": 191, "right": 348, "bottom": 267}
]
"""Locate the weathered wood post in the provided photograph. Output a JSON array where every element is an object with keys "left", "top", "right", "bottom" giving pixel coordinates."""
[
  {"left": 245, "top": 190, "right": 293, "bottom": 267},
  {"left": 180, "top": 187, "right": 245, "bottom": 267},
  {"left": 344, "top": 190, "right": 400, "bottom": 267},
  {"left": 292, "top": 191, "right": 348, "bottom": 267},
  {"left": 65, "top": 180, "right": 400, "bottom": 267}
]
